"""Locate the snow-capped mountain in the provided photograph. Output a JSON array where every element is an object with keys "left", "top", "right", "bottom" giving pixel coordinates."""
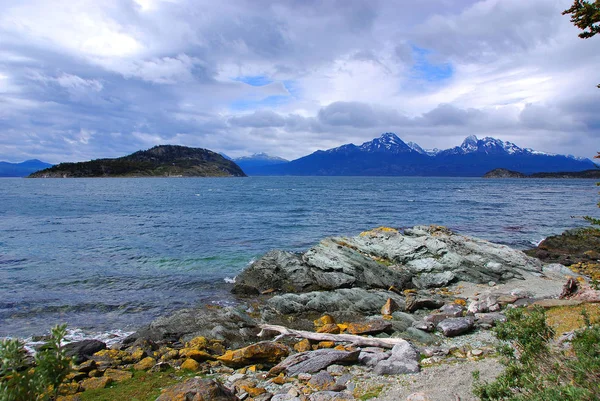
[
  {"left": 244, "top": 133, "right": 597, "bottom": 176},
  {"left": 233, "top": 153, "right": 289, "bottom": 175}
]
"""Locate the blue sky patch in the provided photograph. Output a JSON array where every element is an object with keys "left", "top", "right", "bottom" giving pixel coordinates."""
[
  {"left": 233, "top": 75, "right": 274, "bottom": 86},
  {"left": 410, "top": 45, "right": 453, "bottom": 82}
]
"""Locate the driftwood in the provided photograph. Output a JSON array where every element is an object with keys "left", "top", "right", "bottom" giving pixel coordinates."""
[{"left": 258, "top": 324, "right": 409, "bottom": 349}]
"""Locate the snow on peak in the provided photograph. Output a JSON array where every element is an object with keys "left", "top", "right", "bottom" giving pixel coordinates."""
[
  {"left": 460, "top": 135, "right": 479, "bottom": 151},
  {"left": 359, "top": 133, "right": 411, "bottom": 153}
]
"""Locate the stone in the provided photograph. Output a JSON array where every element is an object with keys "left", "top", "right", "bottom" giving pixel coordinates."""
[
  {"left": 406, "top": 393, "right": 432, "bottom": 401},
  {"left": 318, "top": 341, "right": 335, "bottom": 349},
  {"left": 326, "top": 364, "right": 345, "bottom": 376},
  {"left": 270, "top": 349, "right": 360, "bottom": 377},
  {"left": 314, "top": 315, "right": 336, "bottom": 327},
  {"left": 103, "top": 368, "right": 133, "bottom": 382},
  {"left": 179, "top": 348, "right": 215, "bottom": 361},
  {"left": 80, "top": 377, "right": 112, "bottom": 391},
  {"left": 57, "top": 382, "right": 80, "bottom": 396},
  {"left": 294, "top": 339, "right": 312, "bottom": 353},
  {"left": 186, "top": 336, "right": 209, "bottom": 350},
  {"left": 308, "top": 371, "right": 337, "bottom": 391},
  {"left": 317, "top": 324, "right": 340, "bottom": 334},
  {"left": 412, "top": 271, "right": 456, "bottom": 289},
  {"left": 381, "top": 298, "right": 400, "bottom": 315},
  {"left": 156, "top": 377, "right": 237, "bottom": 401},
  {"left": 266, "top": 288, "right": 406, "bottom": 316},
  {"left": 126, "top": 305, "right": 258, "bottom": 348},
  {"left": 411, "top": 320, "right": 435, "bottom": 332},
  {"left": 76, "top": 359, "right": 97, "bottom": 373},
  {"left": 180, "top": 358, "right": 202, "bottom": 371},
  {"left": 437, "top": 317, "right": 474, "bottom": 337},
  {"left": 346, "top": 320, "right": 392, "bottom": 335},
  {"left": 405, "top": 297, "right": 444, "bottom": 313},
  {"left": 134, "top": 356, "right": 156, "bottom": 371},
  {"left": 475, "top": 312, "right": 507, "bottom": 326},
  {"left": 309, "top": 391, "right": 355, "bottom": 401},
  {"left": 372, "top": 341, "right": 420, "bottom": 375},
  {"left": 423, "top": 313, "right": 450, "bottom": 326},
  {"left": 64, "top": 340, "right": 107, "bottom": 364},
  {"left": 358, "top": 348, "right": 390, "bottom": 367},
  {"left": 218, "top": 341, "right": 290, "bottom": 368},
  {"left": 439, "top": 303, "right": 464, "bottom": 317}
]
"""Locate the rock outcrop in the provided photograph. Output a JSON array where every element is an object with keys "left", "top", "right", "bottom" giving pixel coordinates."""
[{"left": 234, "top": 226, "right": 544, "bottom": 296}]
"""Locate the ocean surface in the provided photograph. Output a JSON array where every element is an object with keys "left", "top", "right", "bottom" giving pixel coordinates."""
[{"left": 0, "top": 176, "right": 598, "bottom": 340}]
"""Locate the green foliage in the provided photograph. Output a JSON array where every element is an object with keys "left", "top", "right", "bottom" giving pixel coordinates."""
[
  {"left": 563, "top": 0, "right": 600, "bottom": 39},
  {"left": 473, "top": 306, "right": 600, "bottom": 401},
  {"left": 0, "top": 325, "right": 71, "bottom": 401}
]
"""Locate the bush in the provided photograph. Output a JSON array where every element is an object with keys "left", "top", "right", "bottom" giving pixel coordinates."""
[
  {"left": 0, "top": 324, "right": 71, "bottom": 401},
  {"left": 473, "top": 306, "right": 600, "bottom": 401}
]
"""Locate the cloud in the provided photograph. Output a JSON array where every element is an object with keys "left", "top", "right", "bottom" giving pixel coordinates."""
[{"left": 0, "top": 0, "right": 598, "bottom": 163}]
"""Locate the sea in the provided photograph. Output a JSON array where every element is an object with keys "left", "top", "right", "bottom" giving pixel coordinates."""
[{"left": 0, "top": 176, "right": 598, "bottom": 343}]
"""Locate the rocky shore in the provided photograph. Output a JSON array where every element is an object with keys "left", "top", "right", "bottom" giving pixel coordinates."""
[{"left": 32, "top": 226, "right": 600, "bottom": 401}]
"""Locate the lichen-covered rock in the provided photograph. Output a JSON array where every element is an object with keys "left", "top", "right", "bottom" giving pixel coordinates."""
[
  {"left": 103, "top": 368, "right": 133, "bottom": 382},
  {"left": 346, "top": 320, "right": 392, "bottom": 335},
  {"left": 156, "top": 377, "right": 238, "bottom": 401},
  {"left": 294, "top": 339, "right": 312, "bottom": 353},
  {"left": 317, "top": 324, "right": 341, "bottom": 334},
  {"left": 234, "top": 225, "right": 545, "bottom": 298},
  {"left": 133, "top": 356, "right": 155, "bottom": 371},
  {"left": 180, "top": 358, "right": 201, "bottom": 371},
  {"left": 80, "top": 376, "right": 112, "bottom": 391},
  {"left": 217, "top": 341, "right": 290, "bottom": 368},
  {"left": 179, "top": 348, "right": 215, "bottom": 361}
]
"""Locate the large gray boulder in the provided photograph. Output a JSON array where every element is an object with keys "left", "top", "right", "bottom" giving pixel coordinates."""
[
  {"left": 373, "top": 342, "right": 420, "bottom": 375},
  {"left": 270, "top": 349, "right": 360, "bottom": 377},
  {"left": 265, "top": 288, "right": 406, "bottom": 316},
  {"left": 125, "top": 306, "right": 259, "bottom": 347},
  {"left": 233, "top": 226, "right": 545, "bottom": 295}
]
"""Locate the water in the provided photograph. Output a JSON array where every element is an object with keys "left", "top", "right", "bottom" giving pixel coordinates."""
[{"left": 0, "top": 176, "right": 598, "bottom": 338}]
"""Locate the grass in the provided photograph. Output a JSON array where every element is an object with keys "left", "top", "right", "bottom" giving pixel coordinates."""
[
  {"left": 545, "top": 303, "right": 600, "bottom": 337},
  {"left": 354, "top": 384, "right": 385, "bottom": 400},
  {"left": 79, "top": 369, "right": 199, "bottom": 401}
]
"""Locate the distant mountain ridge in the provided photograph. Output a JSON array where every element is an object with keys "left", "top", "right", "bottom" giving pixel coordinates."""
[
  {"left": 248, "top": 133, "right": 597, "bottom": 176},
  {"left": 0, "top": 159, "right": 53, "bottom": 177},
  {"left": 29, "top": 145, "right": 246, "bottom": 178},
  {"left": 233, "top": 153, "right": 289, "bottom": 175}
]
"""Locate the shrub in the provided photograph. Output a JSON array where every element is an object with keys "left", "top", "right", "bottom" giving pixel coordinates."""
[
  {"left": 0, "top": 324, "right": 71, "bottom": 401},
  {"left": 473, "top": 306, "right": 600, "bottom": 401}
]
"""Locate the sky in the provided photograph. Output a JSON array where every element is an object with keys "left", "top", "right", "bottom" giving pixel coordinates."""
[{"left": 0, "top": 0, "right": 599, "bottom": 163}]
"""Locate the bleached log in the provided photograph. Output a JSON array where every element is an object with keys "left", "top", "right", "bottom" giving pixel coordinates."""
[{"left": 258, "top": 324, "right": 408, "bottom": 349}]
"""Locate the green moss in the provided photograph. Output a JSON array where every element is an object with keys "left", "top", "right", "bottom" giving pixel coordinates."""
[
  {"left": 79, "top": 369, "right": 199, "bottom": 401},
  {"left": 354, "top": 384, "right": 385, "bottom": 400}
]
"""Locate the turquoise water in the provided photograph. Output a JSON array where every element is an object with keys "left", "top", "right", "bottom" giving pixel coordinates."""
[{"left": 0, "top": 176, "right": 598, "bottom": 337}]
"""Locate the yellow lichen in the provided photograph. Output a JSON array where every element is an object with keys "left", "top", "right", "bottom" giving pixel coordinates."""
[{"left": 545, "top": 304, "right": 600, "bottom": 338}]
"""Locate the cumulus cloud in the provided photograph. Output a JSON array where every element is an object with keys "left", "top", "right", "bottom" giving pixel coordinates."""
[{"left": 0, "top": 0, "right": 598, "bottom": 163}]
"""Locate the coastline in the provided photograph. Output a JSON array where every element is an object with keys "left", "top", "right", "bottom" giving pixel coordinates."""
[{"left": 8, "top": 225, "right": 600, "bottom": 400}]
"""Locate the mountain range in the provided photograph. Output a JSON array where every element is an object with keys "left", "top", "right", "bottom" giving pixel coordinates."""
[
  {"left": 244, "top": 133, "right": 597, "bottom": 176},
  {"left": 0, "top": 159, "right": 53, "bottom": 177}
]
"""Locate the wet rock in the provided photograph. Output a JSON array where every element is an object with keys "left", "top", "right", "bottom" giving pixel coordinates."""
[
  {"left": 156, "top": 377, "right": 238, "bottom": 401},
  {"left": 346, "top": 319, "right": 392, "bottom": 335},
  {"left": 218, "top": 341, "right": 290, "bottom": 368},
  {"left": 126, "top": 305, "right": 259, "bottom": 348},
  {"left": 437, "top": 317, "right": 474, "bottom": 337},
  {"left": 64, "top": 340, "right": 107, "bottom": 364},
  {"left": 270, "top": 349, "right": 360, "bottom": 377}
]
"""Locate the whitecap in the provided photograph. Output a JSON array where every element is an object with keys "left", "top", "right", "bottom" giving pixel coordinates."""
[{"left": 223, "top": 276, "right": 236, "bottom": 284}]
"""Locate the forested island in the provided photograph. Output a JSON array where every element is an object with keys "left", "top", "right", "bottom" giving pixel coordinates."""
[
  {"left": 28, "top": 145, "right": 246, "bottom": 178},
  {"left": 483, "top": 168, "right": 600, "bottom": 179}
]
